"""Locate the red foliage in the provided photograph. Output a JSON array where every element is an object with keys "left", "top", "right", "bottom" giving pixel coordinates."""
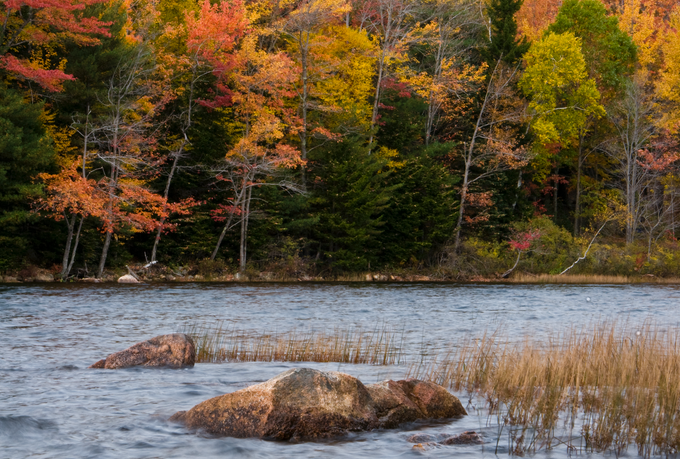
[
  {"left": 210, "top": 203, "right": 243, "bottom": 222},
  {"left": 638, "top": 135, "right": 680, "bottom": 171},
  {"left": 509, "top": 230, "right": 541, "bottom": 252},
  {"left": 380, "top": 77, "right": 411, "bottom": 98},
  {"left": 186, "top": 0, "right": 248, "bottom": 108},
  {"left": 1, "top": 0, "right": 111, "bottom": 91},
  {"left": 2, "top": 55, "right": 75, "bottom": 93}
]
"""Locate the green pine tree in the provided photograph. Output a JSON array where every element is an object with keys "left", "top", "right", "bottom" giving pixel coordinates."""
[
  {"left": 0, "top": 85, "right": 58, "bottom": 270},
  {"left": 309, "top": 138, "right": 397, "bottom": 272},
  {"left": 482, "top": 0, "right": 530, "bottom": 66}
]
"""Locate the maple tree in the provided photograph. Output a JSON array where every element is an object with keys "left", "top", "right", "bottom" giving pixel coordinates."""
[
  {"left": 191, "top": 9, "right": 305, "bottom": 269},
  {"left": 38, "top": 160, "right": 106, "bottom": 277},
  {"left": 502, "top": 229, "right": 541, "bottom": 278},
  {"left": 0, "top": 0, "right": 111, "bottom": 92}
]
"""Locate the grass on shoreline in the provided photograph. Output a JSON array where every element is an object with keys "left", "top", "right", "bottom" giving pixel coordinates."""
[
  {"left": 504, "top": 273, "right": 680, "bottom": 284},
  {"left": 408, "top": 320, "right": 680, "bottom": 457},
  {"left": 183, "top": 322, "right": 404, "bottom": 365}
]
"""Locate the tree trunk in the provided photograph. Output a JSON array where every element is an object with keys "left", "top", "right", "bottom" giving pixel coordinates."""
[
  {"left": 98, "top": 231, "right": 113, "bottom": 278},
  {"left": 452, "top": 60, "right": 498, "bottom": 252},
  {"left": 299, "top": 31, "right": 309, "bottom": 161},
  {"left": 453, "top": 161, "right": 470, "bottom": 252},
  {"left": 151, "top": 149, "right": 182, "bottom": 262},
  {"left": 553, "top": 174, "right": 559, "bottom": 219},
  {"left": 61, "top": 214, "right": 76, "bottom": 279},
  {"left": 367, "top": 52, "right": 386, "bottom": 150},
  {"left": 574, "top": 134, "right": 583, "bottom": 236},
  {"left": 211, "top": 207, "right": 238, "bottom": 261},
  {"left": 501, "top": 251, "right": 521, "bottom": 278},
  {"left": 66, "top": 216, "right": 84, "bottom": 277},
  {"left": 239, "top": 186, "right": 253, "bottom": 272},
  {"left": 626, "top": 155, "right": 635, "bottom": 244}
]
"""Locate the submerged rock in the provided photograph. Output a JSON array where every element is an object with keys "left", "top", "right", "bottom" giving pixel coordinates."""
[
  {"left": 171, "top": 368, "right": 378, "bottom": 440},
  {"left": 439, "top": 430, "right": 483, "bottom": 445},
  {"left": 367, "top": 379, "right": 467, "bottom": 428},
  {"left": 412, "top": 442, "right": 439, "bottom": 452},
  {"left": 89, "top": 333, "right": 195, "bottom": 369},
  {"left": 117, "top": 274, "right": 139, "bottom": 284}
]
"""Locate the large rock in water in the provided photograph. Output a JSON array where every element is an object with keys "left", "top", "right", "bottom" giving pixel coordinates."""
[
  {"left": 170, "top": 369, "right": 467, "bottom": 440},
  {"left": 89, "top": 334, "right": 195, "bottom": 369},
  {"left": 171, "top": 368, "right": 379, "bottom": 440},
  {"left": 366, "top": 379, "right": 467, "bottom": 428}
]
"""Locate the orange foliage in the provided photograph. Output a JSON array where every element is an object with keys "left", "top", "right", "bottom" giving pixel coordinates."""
[{"left": 516, "top": 0, "right": 562, "bottom": 42}]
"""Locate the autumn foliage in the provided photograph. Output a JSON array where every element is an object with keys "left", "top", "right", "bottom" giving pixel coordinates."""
[{"left": 2, "top": 0, "right": 680, "bottom": 280}]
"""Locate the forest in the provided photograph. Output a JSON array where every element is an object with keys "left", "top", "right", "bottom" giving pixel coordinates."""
[{"left": 1, "top": 0, "right": 680, "bottom": 280}]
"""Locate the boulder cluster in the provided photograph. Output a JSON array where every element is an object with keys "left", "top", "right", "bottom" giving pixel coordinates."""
[{"left": 91, "top": 334, "right": 475, "bottom": 444}]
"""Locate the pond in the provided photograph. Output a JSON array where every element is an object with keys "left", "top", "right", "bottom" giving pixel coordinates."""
[{"left": 2, "top": 282, "right": 680, "bottom": 458}]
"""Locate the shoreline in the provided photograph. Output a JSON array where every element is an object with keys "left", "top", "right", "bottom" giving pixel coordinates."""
[{"left": 3, "top": 272, "right": 680, "bottom": 285}]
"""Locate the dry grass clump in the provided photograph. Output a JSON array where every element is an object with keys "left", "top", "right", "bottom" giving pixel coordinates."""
[
  {"left": 408, "top": 321, "right": 680, "bottom": 457},
  {"left": 184, "top": 322, "right": 403, "bottom": 365}
]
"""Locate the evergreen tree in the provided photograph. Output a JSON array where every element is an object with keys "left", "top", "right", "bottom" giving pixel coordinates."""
[
  {"left": 482, "top": 0, "right": 530, "bottom": 66},
  {"left": 309, "top": 138, "right": 397, "bottom": 271},
  {"left": 0, "top": 86, "right": 57, "bottom": 270},
  {"left": 377, "top": 148, "right": 459, "bottom": 266}
]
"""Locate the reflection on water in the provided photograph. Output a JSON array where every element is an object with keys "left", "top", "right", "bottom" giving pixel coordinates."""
[{"left": 2, "top": 282, "right": 680, "bottom": 458}]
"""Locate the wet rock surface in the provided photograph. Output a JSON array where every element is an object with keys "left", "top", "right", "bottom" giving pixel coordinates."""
[
  {"left": 439, "top": 430, "right": 483, "bottom": 445},
  {"left": 367, "top": 378, "right": 467, "bottom": 428},
  {"left": 89, "top": 333, "right": 195, "bottom": 369},
  {"left": 171, "top": 368, "right": 379, "bottom": 440},
  {"left": 172, "top": 370, "right": 467, "bottom": 440},
  {"left": 407, "top": 430, "right": 483, "bottom": 449}
]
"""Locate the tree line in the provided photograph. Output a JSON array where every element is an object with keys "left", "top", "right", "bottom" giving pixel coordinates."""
[{"left": 1, "top": 0, "right": 679, "bottom": 278}]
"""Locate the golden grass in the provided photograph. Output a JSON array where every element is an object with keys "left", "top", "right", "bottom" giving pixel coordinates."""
[
  {"left": 408, "top": 321, "right": 680, "bottom": 456},
  {"left": 506, "top": 273, "right": 680, "bottom": 284},
  {"left": 184, "top": 322, "right": 403, "bottom": 365}
]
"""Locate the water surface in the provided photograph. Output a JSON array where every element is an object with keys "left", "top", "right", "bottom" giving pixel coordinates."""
[{"left": 2, "top": 282, "right": 679, "bottom": 458}]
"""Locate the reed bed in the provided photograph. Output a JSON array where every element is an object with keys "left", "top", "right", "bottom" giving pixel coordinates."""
[
  {"left": 183, "top": 322, "right": 404, "bottom": 365},
  {"left": 408, "top": 321, "right": 680, "bottom": 457}
]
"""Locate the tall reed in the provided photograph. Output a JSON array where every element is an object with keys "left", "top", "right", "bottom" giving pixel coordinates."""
[
  {"left": 408, "top": 320, "right": 680, "bottom": 456},
  {"left": 183, "top": 322, "right": 404, "bottom": 365}
]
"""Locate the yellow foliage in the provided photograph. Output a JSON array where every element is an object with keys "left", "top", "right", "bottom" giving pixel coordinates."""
[
  {"left": 375, "top": 146, "right": 406, "bottom": 170},
  {"left": 520, "top": 32, "right": 604, "bottom": 146},
  {"left": 657, "top": 6, "right": 680, "bottom": 132},
  {"left": 617, "top": 0, "right": 662, "bottom": 71},
  {"left": 40, "top": 109, "right": 77, "bottom": 165},
  {"left": 313, "top": 26, "right": 377, "bottom": 131}
]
